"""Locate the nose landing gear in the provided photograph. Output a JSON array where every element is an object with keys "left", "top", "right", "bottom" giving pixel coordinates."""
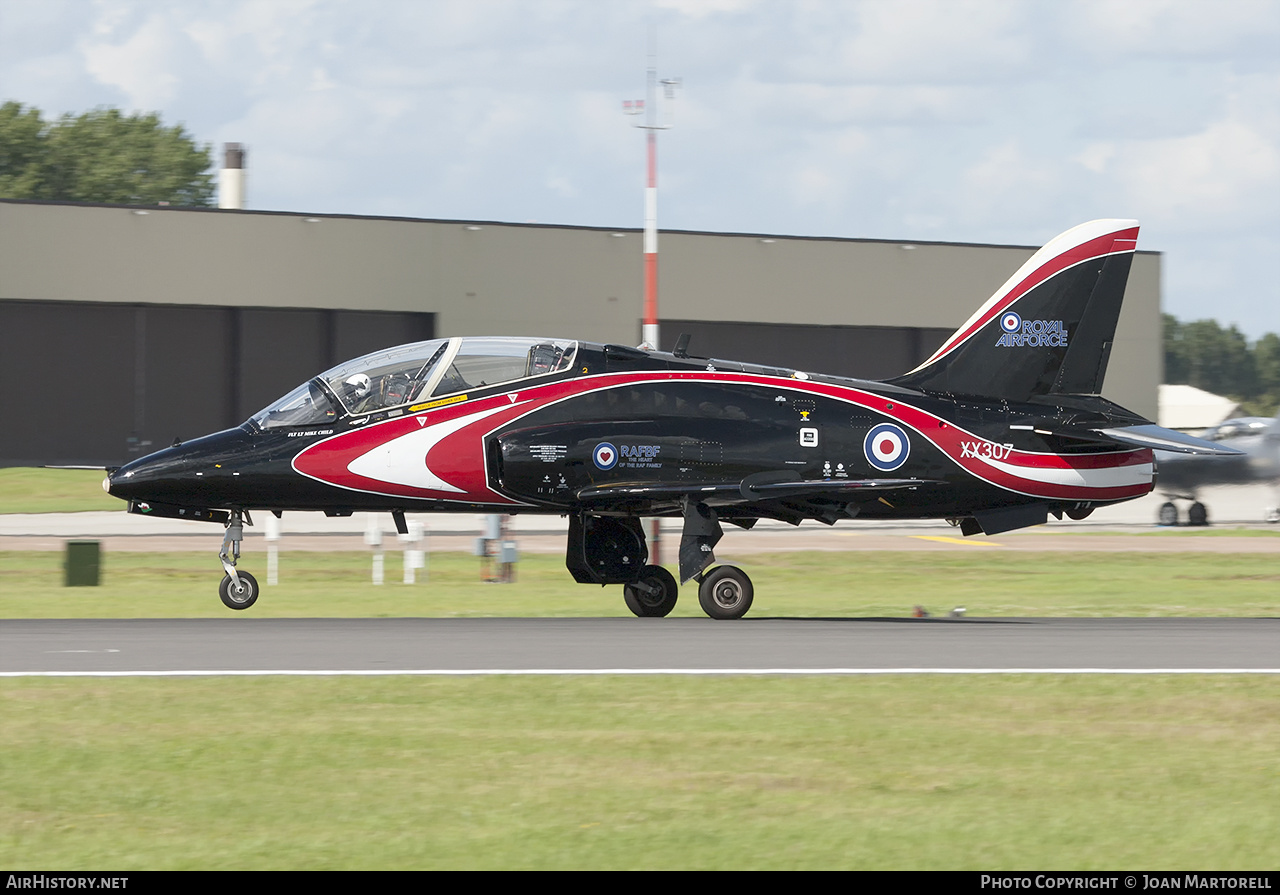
[{"left": 218, "top": 510, "right": 259, "bottom": 610}]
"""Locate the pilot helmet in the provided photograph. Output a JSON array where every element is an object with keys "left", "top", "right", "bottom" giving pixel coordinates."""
[{"left": 344, "top": 373, "right": 372, "bottom": 397}]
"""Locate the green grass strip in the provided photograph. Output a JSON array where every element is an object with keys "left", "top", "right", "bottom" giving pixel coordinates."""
[
  {"left": 0, "top": 469, "right": 120, "bottom": 514},
  {"left": 3, "top": 550, "right": 1279, "bottom": 618},
  {"left": 1, "top": 674, "right": 1276, "bottom": 869}
]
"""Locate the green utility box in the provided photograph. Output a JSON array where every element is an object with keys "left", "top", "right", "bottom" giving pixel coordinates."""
[{"left": 64, "top": 540, "right": 101, "bottom": 587}]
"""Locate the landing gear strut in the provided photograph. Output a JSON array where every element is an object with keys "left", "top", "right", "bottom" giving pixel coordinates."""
[{"left": 218, "top": 510, "right": 259, "bottom": 610}]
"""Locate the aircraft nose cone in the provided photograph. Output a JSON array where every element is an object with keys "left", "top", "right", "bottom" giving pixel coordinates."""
[
  {"left": 105, "top": 426, "right": 260, "bottom": 506},
  {"left": 105, "top": 459, "right": 152, "bottom": 502},
  {"left": 104, "top": 467, "right": 127, "bottom": 498},
  {"left": 107, "top": 444, "right": 202, "bottom": 502}
]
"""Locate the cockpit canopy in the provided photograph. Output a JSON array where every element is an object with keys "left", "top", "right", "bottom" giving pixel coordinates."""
[{"left": 250, "top": 337, "right": 577, "bottom": 429}]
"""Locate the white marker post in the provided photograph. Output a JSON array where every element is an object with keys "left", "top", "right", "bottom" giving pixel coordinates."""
[
  {"left": 401, "top": 520, "right": 425, "bottom": 584},
  {"left": 427, "top": 522, "right": 437, "bottom": 583},
  {"left": 265, "top": 513, "right": 281, "bottom": 586},
  {"left": 365, "top": 514, "right": 384, "bottom": 585}
]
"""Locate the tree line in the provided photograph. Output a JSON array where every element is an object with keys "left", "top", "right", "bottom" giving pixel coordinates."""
[
  {"left": 1164, "top": 314, "right": 1280, "bottom": 415},
  {"left": 0, "top": 101, "right": 214, "bottom": 207}
]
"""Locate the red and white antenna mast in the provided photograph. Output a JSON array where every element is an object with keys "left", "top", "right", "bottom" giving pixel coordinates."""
[{"left": 624, "top": 42, "right": 680, "bottom": 350}]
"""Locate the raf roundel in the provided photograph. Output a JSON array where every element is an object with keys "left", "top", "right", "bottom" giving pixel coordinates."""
[
  {"left": 1000, "top": 310, "right": 1022, "bottom": 334},
  {"left": 593, "top": 442, "right": 618, "bottom": 471},
  {"left": 864, "top": 423, "right": 910, "bottom": 471}
]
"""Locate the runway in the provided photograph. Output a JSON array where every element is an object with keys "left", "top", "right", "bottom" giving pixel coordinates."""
[
  {"left": 5, "top": 486, "right": 1280, "bottom": 677},
  {"left": 3, "top": 617, "right": 1277, "bottom": 675}
]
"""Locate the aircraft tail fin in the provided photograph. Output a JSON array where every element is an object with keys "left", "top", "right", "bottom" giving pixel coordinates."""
[{"left": 890, "top": 220, "right": 1140, "bottom": 403}]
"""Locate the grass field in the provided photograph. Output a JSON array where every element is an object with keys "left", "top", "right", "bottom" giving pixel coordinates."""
[
  {"left": 3, "top": 548, "right": 1280, "bottom": 618},
  {"left": 0, "top": 468, "right": 119, "bottom": 514},
  {"left": 2, "top": 674, "right": 1277, "bottom": 869}
]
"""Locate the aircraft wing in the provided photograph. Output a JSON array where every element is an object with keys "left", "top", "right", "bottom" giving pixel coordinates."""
[
  {"left": 576, "top": 476, "right": 940, "bottom": 505},
  {"left": 577, "top": 474, "right": 943, "bottom": 583}
]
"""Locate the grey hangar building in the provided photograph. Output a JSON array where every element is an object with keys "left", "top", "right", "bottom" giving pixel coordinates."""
[{"left": 0, "top": 199, "right": 1161, "bottom": 468}]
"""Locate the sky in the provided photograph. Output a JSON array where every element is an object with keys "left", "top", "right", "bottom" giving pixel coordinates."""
[{"left": 2, "top": 0, "right": 1279, "bottom": 337}]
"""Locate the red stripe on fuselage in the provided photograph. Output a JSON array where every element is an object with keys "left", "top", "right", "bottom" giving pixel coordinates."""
[
  {"left": 290, "top": 371, "right": 1152, "bottom": 505},
  {"left": 293, "top": 398, "right": 540, "bottom": 504}
]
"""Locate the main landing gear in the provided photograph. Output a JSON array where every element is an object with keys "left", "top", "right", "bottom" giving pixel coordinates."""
[
  {"left": 623, "top": 565, "right": 679, "bottom": 617},
  {"left": 1158, "top": 500, "right": 1209, "bottom": 527},
  {"left": 566, "top": 510, "right": 758, "bottom": 620},
  {"left": 696, "top": 565, "right": 754, "bottom": 620},
  {"left": 619, "top": 563, "right": 756, "bottom": 620},
  {"left": 218, "top": 510, "right": 259, "bottom": 610}
]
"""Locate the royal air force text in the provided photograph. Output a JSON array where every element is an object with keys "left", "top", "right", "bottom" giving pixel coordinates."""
[{"left": 997, "top": 320, "right": 1068, "bottom": 348}]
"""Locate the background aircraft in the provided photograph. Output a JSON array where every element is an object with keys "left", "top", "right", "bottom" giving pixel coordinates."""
[
  {"left": 1153, "top": 414, "right": 1280, "bottom": 525},
  {"left": 105, "top": 219, "right": 1235, "bottom": 619}
]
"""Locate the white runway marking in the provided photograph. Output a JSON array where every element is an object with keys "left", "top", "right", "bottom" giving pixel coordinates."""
[
  {"left": 3, "top": 668, "right": 1280, "bottom": 678},
  {"left": 43, "top": 649, "right": 120, "bottom": 654}
]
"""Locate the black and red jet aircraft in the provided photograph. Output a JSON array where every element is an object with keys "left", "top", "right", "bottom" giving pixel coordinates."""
[{"left": 105, "top": 219, "right": 1236, "bottom": 618}]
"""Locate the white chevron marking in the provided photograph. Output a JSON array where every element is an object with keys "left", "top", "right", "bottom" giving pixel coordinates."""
[{"left": 346, "top": 406, "right": 513, "bottom": 493}]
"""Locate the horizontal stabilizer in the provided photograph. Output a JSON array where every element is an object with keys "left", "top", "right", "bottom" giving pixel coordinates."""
[{"left": 1093, "top": 425, "right": 1243, "bottom": 456}]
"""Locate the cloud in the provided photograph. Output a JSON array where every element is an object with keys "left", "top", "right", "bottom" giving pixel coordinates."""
[
  {"left": 655, "top": 0, "right": 756, "bottom": 18},
  {"left": 1, "top": 0, "right": 1279, "bottom": 333},
  {"left": 1062, "top": 0, "right": 1280, "bottom": 60},
  {"left": 1114, "top": 118, "right": 1280, "bottom": 228},
  {"left": 78, "top": 11, "right": 187, "bottom": 111}
]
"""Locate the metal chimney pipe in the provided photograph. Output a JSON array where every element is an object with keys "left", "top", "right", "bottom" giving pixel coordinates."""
[{"left": 219, "top": 143, "right": 246, "bottom": 210}]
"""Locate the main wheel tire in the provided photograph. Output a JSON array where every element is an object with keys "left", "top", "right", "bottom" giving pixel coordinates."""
[
  {"left": 623, "top": 565, "right": 678, "bottom": 618},
  {"left": 219, "top": 571, "right": 259, "bottom": 610},
  {"left": 698, "top": 566, "right": 754, "bottom": 620},
  {"left": 1188, "top": 502, "right": 1209, "bottom": 527},
  {"left": 1157, "top": 502, "right": 1178, "bottom": 526}
]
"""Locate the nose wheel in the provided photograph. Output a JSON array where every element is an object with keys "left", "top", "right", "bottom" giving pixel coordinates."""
[
  {"left": 217, "top": 510, "right": 258, "bottom": 610},
  {"left": 697, "top": 565, "right": 754, "bottom": 620},
  {"left": 219, "top": 570, "right": 260, "bottom": 610}
]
